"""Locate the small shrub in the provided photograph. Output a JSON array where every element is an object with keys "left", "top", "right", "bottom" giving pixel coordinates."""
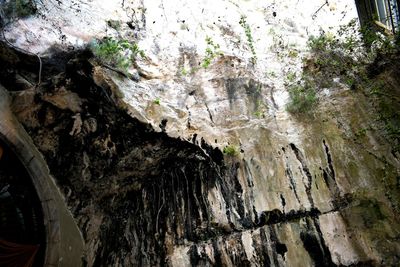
[
  {"left": 305, "top": 35, "right": 358, "bottom": 90},
  {"left": 254, "top": 110, "right": 264, "bottom": 118},
  {"left": 295, "top": 19, "right": 397, "bottom": 110},
  {"left": 91, "top": 37, "right": 144, "bottom": 75},
  {"left": 286, "top": 83, "right": 317, "bottom": 114},
  {"left": 239, "top": 15, "right": 257, "bottom": 64},
  {"left": 180, "top": 67, "right": 188, "bottom": 76},
  {"left": 2, "top": 0, "right": 36, "bottom": 19},
  {"left": 288, "top": 50, "right": 299, "bottom": 58},
  {"left": 308, "top": 33, "right": 336, "bottom": 52},
  {"left": 15, "top": 0, "right": 35, "bottom": 17},
  {"left": 395, "top": 31, "right": 400, "bottom": 48},
  {"left": 266, "top": 71, "right": 277, "bottom": 78},
  {"left": 369, "top": 80, "right": 400, "bottom": 153},
  {"left": 286, "top": 71, "right": 297, "bottom": 83},
  {"left": 223, "top": 145, "right": 239, "bottom": 156},
  {"left": 253, "top": 100, "right": 266, "bottom": 118},
  {"left": 344, "top": 76, "right": 356, "bottom": 88},
  {"left": 153, "top": 98, "right": 160, "bottom": 105},
  {"left": 355, "top": 128, "right": 367, "bottom": 138},
  {"left": 202, "top": 36, "right": 223, "bottom": 69}
]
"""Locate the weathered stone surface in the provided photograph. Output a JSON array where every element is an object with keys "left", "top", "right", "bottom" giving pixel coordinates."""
[
  {"left": 0, "top": 0, "right": 399, "bottom": 266},
  {"left": 41, "top": 87, "right": 83, "bottom": 113},
  {"left": 0, "top": 86, "right": 84, "bottom": 266}
]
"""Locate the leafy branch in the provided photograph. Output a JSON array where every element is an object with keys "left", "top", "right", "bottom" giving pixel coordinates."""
[
  {"left": 202, "top": 36, "right": 223, "bottom": 68},
  {"left": 91, "top": 37, "right": 145, "bottom": 75},
  {"left": 239, "top": 15, "right": 257, "bottom": 64}
]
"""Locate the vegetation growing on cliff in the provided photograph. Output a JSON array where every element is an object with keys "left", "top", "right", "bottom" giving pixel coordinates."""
[
  {"left": 286, "top": 19, "right": 400, "bottom": 151},
  {"left": 286, "top": 82, "right": 317, "bottom": 114},
  {"left": 223, "top": 145, "right": 239, "bottom": 156},
  {"left": 0, "top": 0, "right": 37, "bottom": 20},
  {"left": 285, "top": 20, "right": 396, "bottom": 100},
  {"left": 91, "top": 37, "right": 144, "bottom": 75},
  {"left": 239, "top": 15, "right": 257, "bottom": 64},
  {"left": 202, "top": 36, "right": 223, "bottom": 69}
]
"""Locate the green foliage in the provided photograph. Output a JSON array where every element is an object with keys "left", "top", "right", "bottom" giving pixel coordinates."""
[
  {"left": 223, "top": 145, "right": 239, "bottom": 156},
  {"left": 344, "top": 76, "right": 356, "bottom": 88},
  {"left": 395, "top": 31, "right": 400, "bottom": 48},
  {"left": 307, "top": 19, "right": 397, "bottom": 76},
  {"left": 355, "top": 128, "right": 367, "bottom": 138},
  {"left": 360, "top": 26, "right": 378, "bottom": 47},
  {"left": 286, "top": 71, "right": 296, "bottom": 83},
  {"left": 298, "top": 19, "right": 400, "bottom": 149},
  {"left": 91, "top": 37, "right": 144, "bottom": 75},
  {"left": 273, "top": 18, "right": 400, "bottom": 151},
  {"left": 253, "top": 110, "right": 264, "bottom": 118},
  {"left": 253, "top": 100, "right": 266, "bottom": 118},
  {"left": 180, "top": 67, "right": 188, "bottom": 76},
  {"left": 301, "top": 21, "right": 367, "bottom": 93},
  {"left": 288, "top": 50, "right": 299, "bottom": 58},
  {"left": 16, "top": 0, "right": 35, "bottom": 17},
  {"left": 356, "top": 14, "right": 398, "bottom": 53},
  {"left": 286, "top": 83, "right": 317, "bottom": 114},
  {"left": 266, "top": 71, "right": 277, "bottom": 78},
  {"left": 2, "top": 0, "right": 36, "bottom": 18},
  {"left": 153, "top": 98, "right": 160, "bottom": 105},
  {"left": 202, "top": 36, "right": 223, "bottom": 69},
  {"left": 239, "top": 15, "right": 257, "bottom": 64},
  {"left": 368, "top": 80, "right": 400, "bottom": 152},
  {"left": 198, "top": 32, "right": 256, "bottom": 72},
  {"left": 308, "top": 34, "right": 333, "bottom": 51}
]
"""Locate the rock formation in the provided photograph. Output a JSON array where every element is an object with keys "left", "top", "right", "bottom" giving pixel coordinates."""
[{"left": 0, "top": 0, "right": 399, "bottom": 266}]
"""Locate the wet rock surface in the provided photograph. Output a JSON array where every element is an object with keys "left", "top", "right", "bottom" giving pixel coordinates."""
[
  {"left": 1, "top": 1, "right": 400, "bottom": 266},
  {"left": 0, "top": 42, "right": 398, "bottom": 266}
]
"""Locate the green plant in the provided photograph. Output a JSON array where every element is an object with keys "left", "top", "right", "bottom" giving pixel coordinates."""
[
  {"left": 254, "top": 110, "right": 264, "bottom": 118},
  {"left": 369, "top": 79, "right": 400, "bottom": 153},
  {"left": 286, "top": 83, "right": 317, "bottom": 114},
  {"left": 288, "top": 50, "right": 299, "bottom": 58},
  {"left": 223, "top": 145, "right": 239, "bottom": 156},
  {"left": 344, "top": 76, "right": 356, "bottom": 88},
  {"left": 3, "top": 0, "right": 36, "bottom": 18},
  {"left": 301, "top": 20, "right": 400, "bottom": 149},
  {"left": 253, "top": 100, "right": 266, "bottom": 118},
  {"left": 153, "top": 98, "right": 160, "bottom": 105},
  {"left": 286, "top": 71, "right": 297, "bottom": 83},
  {"left": 202, "top": 36, "right": 223, "bottom": 69},
  {"left": 395, "top": 31, "right": 400, "bottom": 48},
  {"left": 266, "top": 71, "right": 277, "bottom": 78},
  {"left": 16, "top": 0, "right": 35, "bottom": 17},
  {"left": 91, "top": 37, "right": 144, "bottom": 75},
  {"left": 181, "top": 67, "right": 188, "bottom": 76},
  {"left": 239, "top": 15, "right": 257, "bottom": 64},
  {"left": 355, "top": 128, "right": 367, "bottom": 138},
  {"left": 308, "top": 33, "right": 336, "bottom": 51},
  {"left": 304, "top": 27, "right": 365, "bottom": 92}
]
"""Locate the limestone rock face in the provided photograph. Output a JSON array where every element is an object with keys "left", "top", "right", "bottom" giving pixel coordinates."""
[{"left": 1, "top": 0, "right": 400, "bottom": 266}]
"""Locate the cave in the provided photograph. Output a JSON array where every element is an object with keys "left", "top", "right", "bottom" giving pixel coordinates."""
[{"left": 0, "top": 138, "right": 45, "bottom": 267}]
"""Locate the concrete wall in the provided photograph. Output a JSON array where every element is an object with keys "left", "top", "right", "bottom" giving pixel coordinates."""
[{"left": 0, "top": 85, "right": 84, "bottom": 267}]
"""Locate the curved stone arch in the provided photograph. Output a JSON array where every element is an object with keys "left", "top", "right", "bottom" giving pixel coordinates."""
[{"left": 0, "top": 86, "right": 84, "bottom": 266}]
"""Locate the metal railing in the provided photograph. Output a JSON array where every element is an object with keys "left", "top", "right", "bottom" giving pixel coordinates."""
[
  {"left": 356, "top": 0, "right": 400, "bottom": 34},
  {"left": 387, "top": 0, "right": 399, "bottom": 33}
]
